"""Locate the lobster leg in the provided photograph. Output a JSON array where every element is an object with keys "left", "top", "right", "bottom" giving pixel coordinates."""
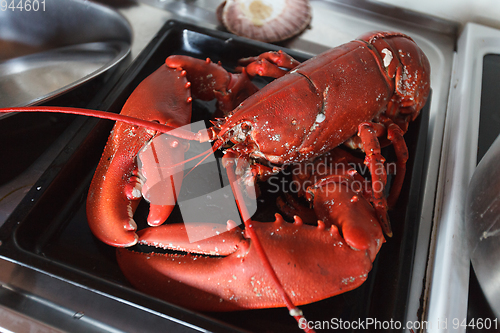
[
  {"left": 344, "top": 117, "right": 409, "bottom": 210},
  {"left": 357, "top": 122, "right": 391, "bottom": 237},
  {"left": 238, "top": 50, "right": 301, "bottom": 78},
  {"left": 385, "top": 120, "right": 408, "bottom": 208}
]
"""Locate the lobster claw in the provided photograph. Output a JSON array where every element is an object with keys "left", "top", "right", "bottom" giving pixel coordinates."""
[
  {"left": 86, "top": 65, "right": 192, "bottom": 247},
  {"left": 86, "top": 56, "right": 260, "bottom": 247},
  {"left": 116, "top": 211, "right": 383, "bottom": 311}
]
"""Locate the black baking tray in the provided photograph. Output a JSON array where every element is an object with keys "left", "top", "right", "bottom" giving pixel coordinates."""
[{"left": 0, "top": 21, "right": 430, "bottom": 332}]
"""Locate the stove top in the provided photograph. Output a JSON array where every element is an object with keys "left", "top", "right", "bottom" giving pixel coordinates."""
[{"left": 2, "top": 1, "right": 489, "bottom": 332}]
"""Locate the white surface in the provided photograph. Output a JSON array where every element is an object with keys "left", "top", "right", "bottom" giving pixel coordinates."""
[
  {"left": 373, "top": 0, "right": 500, "bottom": 30},
  {"left": 426, "top": 23, "right": 500, "bottom": 333}
]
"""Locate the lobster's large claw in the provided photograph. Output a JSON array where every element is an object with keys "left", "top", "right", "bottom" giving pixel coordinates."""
[
  {"left": 116, "top": 211, "right": 383, "bottom": 311},
  {"left": 86, "top": 65, "right": 192, "bottom": 247}
]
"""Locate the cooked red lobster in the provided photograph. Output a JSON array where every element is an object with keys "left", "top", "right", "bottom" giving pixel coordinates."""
[{"left": 0, "top": 31, "right": 430, "bottom": 328}]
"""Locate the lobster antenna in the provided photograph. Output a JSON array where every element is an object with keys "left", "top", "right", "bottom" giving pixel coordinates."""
[
  {"left": 182, "top": 139, "right": 224, "bottom": 178},
  {"left": 224, "top": 156, "right": 312, "bottom": 331},
  {"left": 143, "top": 137, "right": 223, "bottom": 178},
  {"left": 160, "top": 145, "right": 215, "bottom": 176},
  {"left": 0, "top": 107, "right": 200, "bottom": 141},
  {"left": 0, "top": 106, "right": 225, "bottom": 179}
]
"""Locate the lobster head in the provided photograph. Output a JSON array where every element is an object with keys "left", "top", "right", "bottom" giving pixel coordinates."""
[
  {"left": 212, "top": 31, "right": 431, "bottom": 174},
  {"left": 358, "top": 31, "right": 431, "bottom": 120},
  {"left": 212, "top": 72, "right": 326, "bottom": 167}
]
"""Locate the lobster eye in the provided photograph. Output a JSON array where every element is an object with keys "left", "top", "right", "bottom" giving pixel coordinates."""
[{"left": 241, "top": 122, "right": 251, "bottom": 133}]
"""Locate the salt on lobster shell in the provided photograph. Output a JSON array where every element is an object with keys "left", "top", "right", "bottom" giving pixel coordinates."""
[{"left": 217, "top": 0, "right": 311, "bottom": 43}]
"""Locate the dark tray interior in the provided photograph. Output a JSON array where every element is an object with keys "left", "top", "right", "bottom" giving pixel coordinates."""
[{"left": 0, "top": 21, "right": 430, "bottom": 332}]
